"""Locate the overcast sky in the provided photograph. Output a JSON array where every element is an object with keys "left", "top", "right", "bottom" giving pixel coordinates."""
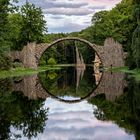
[
  {"left": 11, "top": 98, "right": 135, "bottom": 140},
  {"left": 16, "top": 0, "right": 121, "bottom": 33}
]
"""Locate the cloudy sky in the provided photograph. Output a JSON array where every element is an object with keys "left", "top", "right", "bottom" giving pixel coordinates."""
[
  {"left": 11, "top": 98, "right": 135, "bottom": 140},
  {"left": 16, "top": 0, "right": 121, "bottom": 33}
]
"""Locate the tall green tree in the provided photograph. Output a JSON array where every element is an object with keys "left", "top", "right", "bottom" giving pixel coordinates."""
[
  {"left": 131, "top": 1, "right": 140, "bottom": 68},
  {"left": 8, "top": 13, "right": 23, "bottom": 50},
  {"left": 0, "top": 0, "right": 12, "bottom": 70},
  {"left": 91, "top": 10, "right": 108, "bottom": 25},
  {"left": 19, "top": 2, "right": 47, "bottom": 47}
]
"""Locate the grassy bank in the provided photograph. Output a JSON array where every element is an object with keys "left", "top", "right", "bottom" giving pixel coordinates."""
[
  {"left": 109, "top": 67, "right": 140, "bottom": 81},
  {"left": 0, "top": 64, "right": 89, "bottom": 79},
  {"left": 0, "top": 65, "right": 140, "bottom": 80},
  {"left": 0, "top": 64, "right": 90, "bottom": 78},
  {"left": 0, "top": 66, "right": 61, "bottom": 79}
]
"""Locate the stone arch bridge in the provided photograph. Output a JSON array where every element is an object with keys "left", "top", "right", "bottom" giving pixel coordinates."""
[{"left": 10, "top": 37, "right": 125, "bottom": 68}]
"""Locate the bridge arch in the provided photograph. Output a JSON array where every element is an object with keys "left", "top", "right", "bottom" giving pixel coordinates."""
[
  {"left": 10, "top": 37, "right": 125, "bottom": 69},
  {"left": 36, "top": 37, "right": 103, "bottom": 66}
]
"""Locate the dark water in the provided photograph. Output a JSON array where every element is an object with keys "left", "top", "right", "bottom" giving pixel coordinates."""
[{"left": 0, "top": 66, "right": 140, "bottom": 140}]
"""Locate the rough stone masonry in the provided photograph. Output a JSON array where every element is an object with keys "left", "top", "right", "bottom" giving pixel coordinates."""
[{"left": 10, "top": 37, "right": 125, "bottom": 69}]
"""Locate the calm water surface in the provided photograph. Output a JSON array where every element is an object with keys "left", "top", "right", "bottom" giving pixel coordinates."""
[{"left": 0, "top": 66, "right": 139, "bottom": 140}]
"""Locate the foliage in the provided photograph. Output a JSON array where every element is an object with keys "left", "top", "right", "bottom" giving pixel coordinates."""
[
  {"left": 0, "top": 66, "right": 61, "bottom": 79},
  {"left": 78, "top": 0, "right": 136, "bottom": 48},
  {"left": 43, "top": 33, "right": 67, "bottom": 43},
  {"left": 108, "top": 67, "right": 140, "bottom": 81},
  {"left": 130, "top": 1, "right": 140, "bottom": 68},
  {"left": 7, "top": 13, "right": 23, "bottom": 50},
  {"left": 47, "top": 58, "right": 57, "bottom": 65},
  {"left": 0, "top": 54, "right": 12, "bottom": 70},
  {"left": 73, "top": 0, "right": 138, "bottom": 69},
  {"left": 47, "top": 71, "right": 57, "bottom": 80},
  {"left": 88, "top": 77, "right": 140, "bottom": 140},
  {"left": 91, "top": 10, "right": 108, "bottom": 25},
  {"left": 0, "top": 0, "right": 12, "bottom": 70},
  {"left": 0, "top": 0, "right": 47, "bottom": 69},
  {"left": 3, "top": 2, "right": 47, "bottom": 51},
  {"left": 0, "top": 78, "right": 48, "bottom": 139},
  {"left": 131, "top": 25, "right": 140, "bottom": 68},
  {"left": 19, "top": 2, "right": 47, "bottom": 47},
  {"left": 39, "top": 66, "right": 96, "bottom": 98},
  {"left": 40, "top": 39, "right": 95, "bottom": 66}
]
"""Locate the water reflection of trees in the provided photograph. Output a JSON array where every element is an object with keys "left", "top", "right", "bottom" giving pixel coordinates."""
[
  {"left": 0, "top": 79, "right": 48, "bottom": 140},
  {"left": 88, "top": 77, "right": 140, "bottom": 140},
  {"left": 39, "top": 66, "right": 96, "bottom": 99}
]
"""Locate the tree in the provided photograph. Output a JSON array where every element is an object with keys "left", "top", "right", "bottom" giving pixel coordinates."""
[
  {"left": 91, "top": 10, "right": 108, "bottom": 24},
  {"left": 131, "top": 3, "right": 140, "bottom": 68},
  {"left": 75, "top": 0, "right": 138, "bottom": 69},
  {"left": 77, "top": 0, "right": 136, "bottom": 48},
  {"left": 0, "top": 79, "right": 49, "bottom": 140},
  {"left": 88, "top": 76, "right": 140, "bottom": 140},
  {"left": 19, "top": 2, "right": 47, "bottom": 46},
  {"left": 0, "top": 0, "right": 12, "bottom": 70},
  {"left": 8, "top": 13, "right": 23, "bottom": 50}
]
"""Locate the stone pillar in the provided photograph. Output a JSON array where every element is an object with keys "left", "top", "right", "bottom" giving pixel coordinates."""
[
  {"left": 9, "top": 51, "right": 21, "bottom": 61},
  {"left": 21, "top": 42, "right": 37, "bottom": 69},
  {"left": 103, "top": 38, "right": 125, "bottom": 67},
  {"left": 92, "top": 71, "right": 126, "bottom": 102},
  {"left": 12, "top": 74, "right": 49, "bottom": 99}
]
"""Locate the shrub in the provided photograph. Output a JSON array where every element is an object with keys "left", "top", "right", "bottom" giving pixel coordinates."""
[
  {"left": 0, "top": 54, "right": 12, "bottom": 70},
  {"left": 47, "top": 58, "right": 57, "bottom": 65}
]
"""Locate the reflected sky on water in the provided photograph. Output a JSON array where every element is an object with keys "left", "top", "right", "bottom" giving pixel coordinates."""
[{"left": 10, "top": 97, "right": 135, "bottom": 140}]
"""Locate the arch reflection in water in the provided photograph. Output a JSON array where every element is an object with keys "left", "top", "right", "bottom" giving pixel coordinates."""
[
  {"left": 39, "top": 66, "right": 102, "bottom": 103},
  {"left": 12, "top": 70, "right": 125, "bottom": 103}
]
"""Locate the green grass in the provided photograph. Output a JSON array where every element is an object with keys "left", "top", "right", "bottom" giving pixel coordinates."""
[
  {"left": 107, "top": 67, "right": 140, "bottom": 81},
  {"left": 0, "top": 64, "right": 83, "bottom": 79},
  {"left": 0, "top": 66, "right": 61, "bottom": 79},
  {"left": 1, "top": 65, "right": 140, "bottom": 81}
]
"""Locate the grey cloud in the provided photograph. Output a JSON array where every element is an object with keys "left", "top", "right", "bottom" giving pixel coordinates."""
[
  {"left": 40, "top": 110, "right": 134, "bottom": 140},
  {"left": 16, "top": 0, "right": 91, "bottom": 16},
  {"left": 48, "top": 23, "right": 87, "bottom": 33},
  {"left": 13, "top": 0, "right": 47, "bottom": 8},
  {"left": 44, "top": 8, "right": 94, "bottom": 16},
  {"left": 47, "top": 118, "right": 88, "bottom": 126},
  {"left": 45, "top": 1, "right": 88, "bottom": 9},
  {"left": 88, "top": 6, "right": 106, "bottom": 10},
  {"left": 84, "top": 21, "right": 91, "bottom": 24},
  {"left": 50, "top": 15, "right": 64, "bottom": 19},
  {"left": 41, "top": 125, "right": 134, "bottom": 140},
  {"left": 17, "top": 0, "right": 88, "bottom": 9}
]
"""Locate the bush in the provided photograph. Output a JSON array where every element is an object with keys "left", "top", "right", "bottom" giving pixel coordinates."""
[
  {"left": 47, "top": 58, "right": 57, "bottom": 65},
  {"left": 0, "top": 54, "right": 12, "bottom": 70}
]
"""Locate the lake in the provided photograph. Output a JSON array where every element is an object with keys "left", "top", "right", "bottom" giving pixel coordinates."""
[{"left": 0, "top": 65, "right": 139, "bottom": 140}]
